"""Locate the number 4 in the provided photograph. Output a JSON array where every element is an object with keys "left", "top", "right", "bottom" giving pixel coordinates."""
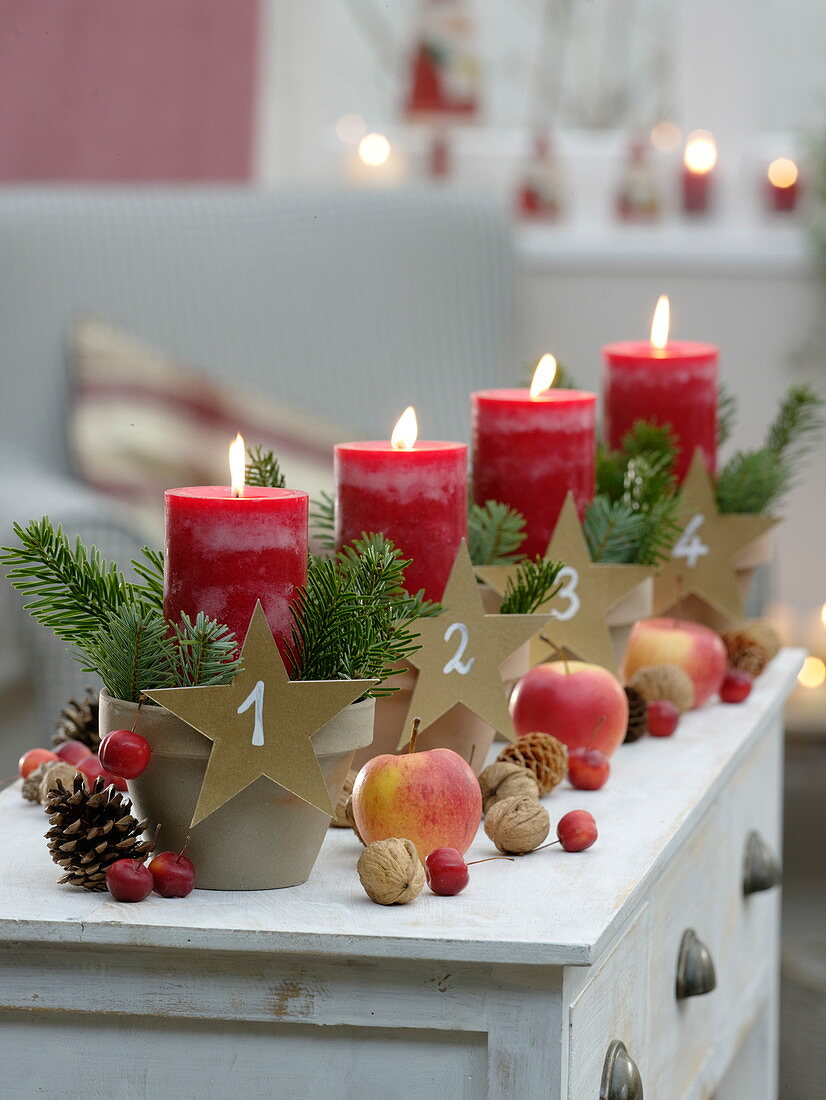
[{"left": 672, "top": 514, "right": 710, "bottom": 569}]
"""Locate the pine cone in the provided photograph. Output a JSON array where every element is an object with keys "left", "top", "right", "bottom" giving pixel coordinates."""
[
  {"left": 720, "top": 628, "right": 769, "bottom": 678},
  {"left": 497, "top": 732, "right": 568, "bottom": 795},
  {"left": 44, "top": 775, "right": 154, "bottom": 891},
  {"left": 53, "top": 687, "right": 100, "bottom": 751},
  {"left": 745, "top": 618, "right": 781, "bottom": 661},
  {"left": 624, "top": 686, "right": 648, "bottom": 742}
]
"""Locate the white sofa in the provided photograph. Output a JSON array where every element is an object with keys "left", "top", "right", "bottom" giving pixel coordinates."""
[{"left": 0, "top": 187, "right": 516, "bottom": 772}]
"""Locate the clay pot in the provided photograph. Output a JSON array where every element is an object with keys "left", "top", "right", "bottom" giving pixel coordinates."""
[
  {"left": 99, "top": 692, "right": 375, "bottom": 891},
  {"left": 351, "top": 584, "right": 529, "bottom": 774}
]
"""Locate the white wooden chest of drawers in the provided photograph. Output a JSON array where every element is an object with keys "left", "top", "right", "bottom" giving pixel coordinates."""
[{"left": 0, "top": 651, "right": 803, "bottom": 1099}]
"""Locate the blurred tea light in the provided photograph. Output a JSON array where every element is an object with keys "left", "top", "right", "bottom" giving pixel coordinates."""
[
  {"left": 684, "top": 131, "right": 717, "bottom": 174},
  {"left": 336, "top": 114, "right": 367, "bottom": 145},
  {"left": 767, "top": 157, "right": 798, "bottom": 189},
  {"left": 650, "top": 121, "right": 681, "bottom": 153},
  {"left": 358, "top": 133, "right": 391, "bottom": 168},
  {"left": 798, "top": 657, "right": 826, "bottom": 690}
]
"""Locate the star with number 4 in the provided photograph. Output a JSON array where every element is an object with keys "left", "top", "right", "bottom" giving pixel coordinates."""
[
  {"left": 146, "top": 603, "right": 376, "bottom": 828},
  {"left": 478, "top": 493, "right": 654, "bottom": 672},
  {"left": 653, "top": 450, "right": 777, "bottom": 623},
  {"left": 402, "top": 541, "right": 545, "bottom": 745}
]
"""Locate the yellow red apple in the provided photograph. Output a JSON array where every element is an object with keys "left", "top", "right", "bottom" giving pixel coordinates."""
[
  {"left": 351, "top": 747, "right": 482, "bottom": 862},
  {"left": 623, "top": 617, "right": 727, "bottom": 708},
  {"left": 509, "top": 661, "right": 629, "bottom": 757}
]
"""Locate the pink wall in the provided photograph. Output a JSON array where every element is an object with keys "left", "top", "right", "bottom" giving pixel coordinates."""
[{"left": 0, "top": 0, "right": 260, "bottom": 181}]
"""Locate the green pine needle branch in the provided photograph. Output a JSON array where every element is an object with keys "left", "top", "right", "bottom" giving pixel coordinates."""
[
  {"left": 468, "top": 500, "right": 526, "bottom": 565},
  {"left": 287, "top": 533, "right": 436, "bottom": 696},
  {"left": 499, "top": 557, "right": 564, "bottom": 615},
  {"left": 310, "top": 491, "right": 336, "bottom": 552},
  {"left": 245, "top": 445, "right": 286, "bottom": 488},
  {"left": 717, "top": 383, "right": 738, "bottom": 448}
]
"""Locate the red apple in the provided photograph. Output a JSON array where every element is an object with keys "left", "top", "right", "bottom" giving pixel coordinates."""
[
  {"left": 509, "top": 661, "right": 629, "bottom": 757},
  {"left": 623, "top": 618, "right": 727, "bottom": 708},
  {"left": 351, "top": 748, "right": 482, "bottom": 862},
  {"left": 18, "top": 748, "right": 59, "bottom": 779},
  {"left": 54, "top": 740, "right": 94, "bottom": 766}
]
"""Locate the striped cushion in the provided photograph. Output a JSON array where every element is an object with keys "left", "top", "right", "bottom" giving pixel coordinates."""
[{"left": 68, "top": 318, "right": 343, "bottom": 542}]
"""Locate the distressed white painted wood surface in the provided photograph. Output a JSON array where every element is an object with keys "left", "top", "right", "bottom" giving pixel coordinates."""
[{"left": 0, "top": 651, "right": 803, "bottom": 967}]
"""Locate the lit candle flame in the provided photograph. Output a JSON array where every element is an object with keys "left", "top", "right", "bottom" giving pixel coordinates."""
[
  {"left": 358, "top": 132, "right": 391, "bottom": 167},
  {"left": 650, "top": 295, "right": 670, "bottom": 349},
  {"left": 529, "top": 354, "right": 557, "bottom": 399},
  {"left": 684, "top": 130, "right": 717, "bottom": 175},
  {"left": 798, "top": 656, "right": 826, "bottom": 690},
  {"left": 767, "top": 157, "right": 798, "bottom": 189},
  {"left": 229, "top": 433, "right": 246, "bottom": 498},
  {"left": 820, "top": 601, "right": 826, "bottom": 628},
  {"left": 391, "top": 406, "right": 418, "bottom": 450}
]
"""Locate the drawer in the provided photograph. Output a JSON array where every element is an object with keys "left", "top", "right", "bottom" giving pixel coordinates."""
[
  {"left": 645, "top": 799, "right": 725, "bottom": 1099},
  {"left": 567, "top": 906, "right": 650, "bottom": 1099},
  {"left": 716, "top": 729, "right": 783, "bottom": 1034}
]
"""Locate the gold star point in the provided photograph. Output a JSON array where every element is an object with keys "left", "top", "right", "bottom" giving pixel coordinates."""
[
  {"left": 404, "top": 542, "right": 545, "bottom": 744},
  {"left": 653, "top": 450, "right": 778, "bottom": 624},
  {"left": 146, "top": 603, "right": 376, "bottom": 828}
]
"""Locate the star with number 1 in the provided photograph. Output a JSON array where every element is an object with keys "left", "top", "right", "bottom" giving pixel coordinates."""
[{"left": 146, "top": 603, "right": 376, "bottom": 827}]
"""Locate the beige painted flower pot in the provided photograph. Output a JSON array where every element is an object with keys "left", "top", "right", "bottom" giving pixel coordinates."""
[
  {"left": 606, "top": 577, "right": 654, "bottom": 670},
  {"left": 351, "top": 584, "right": 529, "bottom": 774},
  {"left": 100, "top": 692, "right": 375, "bottom": 891}
]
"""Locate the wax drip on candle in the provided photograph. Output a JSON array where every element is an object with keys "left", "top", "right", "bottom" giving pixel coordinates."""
[
  {"left": 650, "top": 295, "right": 670, "bottom": 350},
  {"left": 529, "top": 354, "right": 557, "bottom": 399},
  {"left": 391, "top": 406, "right": 418, "bottom": 451},
  {"left": 229, "top": 433, "right": 246, "bottom": 498}
]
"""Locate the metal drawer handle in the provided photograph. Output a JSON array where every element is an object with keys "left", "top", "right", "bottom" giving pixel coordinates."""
[
  {"left": 600, "top": 1039, "right": 643, "bottom": 1099},
  {"left": 676, "top": 928, "right": 716, "bottom": 999},
  {"left": 743, "top": 830, "right": 782, "bottom": 896}
]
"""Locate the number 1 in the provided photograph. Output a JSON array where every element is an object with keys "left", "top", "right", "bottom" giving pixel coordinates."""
[{"left": 237, "top": 680, "right": 265, "bottom": 746}]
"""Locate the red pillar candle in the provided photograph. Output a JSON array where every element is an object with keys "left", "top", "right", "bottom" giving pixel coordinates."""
[
  {"left": 164, "top": 436, "right": 308, "bottom": 658},
  {"left": 602, "top": 296, "right": 718, "bottom": 482},
  {"left": 471, "top": 356, "right": 597, "bottom": 559},
  {"left": 334, "top": 407, "right": 467, "bottom": 602},
  {"left": 681, "top": 130, "right": 717, "bottom": 216}
]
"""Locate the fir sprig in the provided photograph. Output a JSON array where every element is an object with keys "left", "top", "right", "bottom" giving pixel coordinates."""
[
  {"left": 468, "top": 500, "right": 526, "bottom": 566},
  {"left": 81, "top": 606, "right": 176, "bottom": 704},
  {"left": 287, "top": 534, "right": 433, "bottom": 696},
  {"left": 131, "top": 546, "right": 164, "bottom": 611},
  {"left": 172, "top": 612, "right": 243, "bottom": 688},
  {"left": 716, "top": 383, "right": 824, "bottom": 514},
  {"left": 310, "top": 491, "right": 336, "bottom": 552},
  {"left": 499, "top": 557, "right": 564, "bottom": 615},
  {"left": 717, "top": 383, "right": 738, "bottom": 448},
  {"left": 245, "top": 445, "right": 286, "bottom": 488}
]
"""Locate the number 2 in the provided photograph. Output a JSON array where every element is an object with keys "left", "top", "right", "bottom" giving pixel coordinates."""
[
  {"left": 672, "top": 513, "right": 710, "bottom": 569},
  {"left": 443, "top": 622, "right": 475, "bottom": 675},
  {"left": 237, "top": 680, "right": 265, "bottom": 746}
]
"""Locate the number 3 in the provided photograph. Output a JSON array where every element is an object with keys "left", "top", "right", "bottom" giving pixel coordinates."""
[
  {"left": 443, "top": 622, "right": 475, "bottom": 675},
  {"left": 551, "top": 566, "right": 580, "bottom": 622},
  {"left": 237, "top": 680, "right": 265, "bottom": 746}
]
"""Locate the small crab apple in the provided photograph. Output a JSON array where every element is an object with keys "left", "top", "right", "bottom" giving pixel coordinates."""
[
  {"left": 105, "top": 859, "right": 153, "bottom": 902},
  {"left": 425, "top": 848, "right": 470, "bottom": 896},
  {"left": 54, "top": 740, "right": 94, "bottom": 765},
  {"left": 99, "top": 728, "right": 151, "bottom": 779},
  {"left": 149, "top": 850, "right": 197, "bottom": 898},
  {"left": 77, "top": 754, "right": 127, "bottom": 792},
  {"left": 557, "top": 810, "right": 598, "bottom": 852},
  {"left": 719, "top": 669, "right": 753, "bottom": 704},
  {"left": 567, "top": 746, "right": 610, "bottom": 790},
  {"left": 647, "top": 699, "right": 680, "bottom": 737},
  {"left": 18, "top": 748, "right": 59, "bottom": 779}
]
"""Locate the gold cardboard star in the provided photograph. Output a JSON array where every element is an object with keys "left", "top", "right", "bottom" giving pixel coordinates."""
[
  {"left": 653, "top": 449, "right": 777, "bottom": 624},
  {"left": 146, "top": 603, "right": 376, "bottom": 827},
  {"left": 478, "top": 493, "right": 654, "bottom": 672},
  {"left": 402, "top": 541, "right": 545, "bottom": 745}
]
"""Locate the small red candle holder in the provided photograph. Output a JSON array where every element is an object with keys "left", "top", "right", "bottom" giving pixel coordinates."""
[{"left": 682, "top": 131, "right": 717, "bottom": 216}]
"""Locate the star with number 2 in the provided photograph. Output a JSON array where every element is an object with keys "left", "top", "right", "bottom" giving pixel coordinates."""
[
  {"left": 402, "top": 541, "right": 545, "bottom": 745},
  {"left": 147, "top": 603, "right": 376, "bottom": 828}
]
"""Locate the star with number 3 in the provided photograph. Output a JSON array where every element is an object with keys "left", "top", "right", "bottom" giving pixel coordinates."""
[
  {"left": 653, "top": 450, "right": 777, "bottom": 623},
  {"left": 402, "top": 542, "right": 545, "bottom": 745},
  {"left": 146, "top": 603, "right": 376, "bottom": 827},
  {"left": 478, "top": 493, "right": 654, "bottom": 672}
]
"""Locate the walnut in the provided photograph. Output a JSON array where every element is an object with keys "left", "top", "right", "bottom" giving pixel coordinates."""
[
  {"left": 357, "top": 838, "right": 424, "bottom": 905},
  {"left": 38, "top": 762, "right": 80, "bottom": 805},
  {"left": 479, "top": 762, "right": 540, "bottom": 813},
  {"left": 484, "top": 796, "right": 550, "bottom": 855},
  {"left": 629, "top": 663, "right": 694, "bottom": 713},
  {"left": 331, "top": 769, "right": 358, "bottom": 827}
]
